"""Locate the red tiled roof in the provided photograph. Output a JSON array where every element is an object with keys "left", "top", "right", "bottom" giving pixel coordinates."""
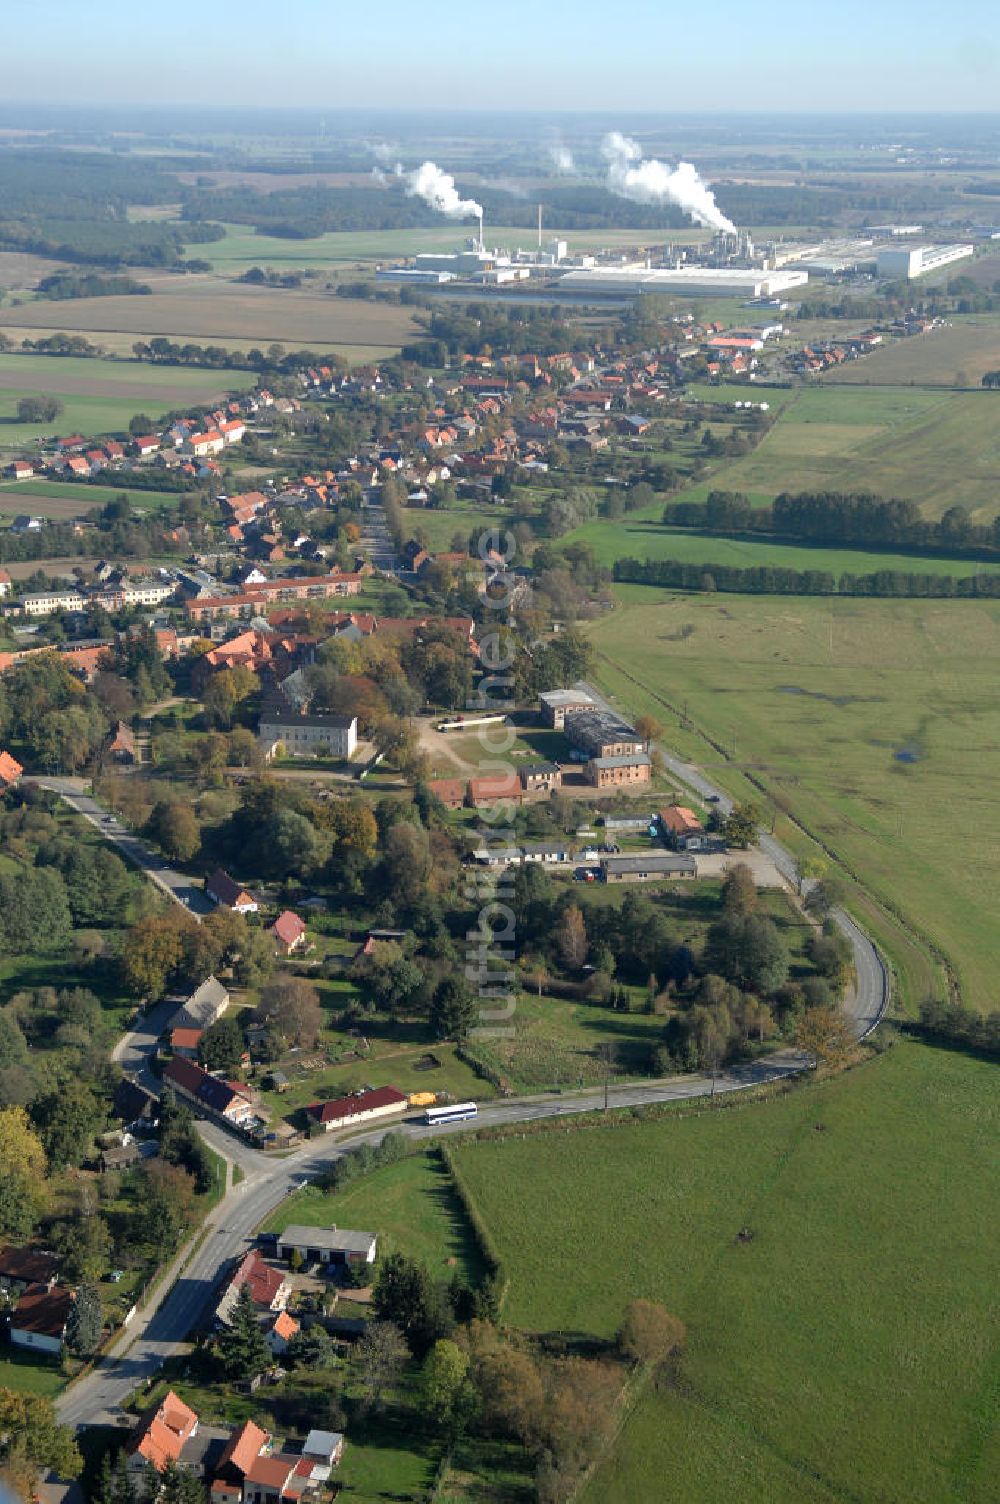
[
  {"left": 129, "top": 1390, "right": 199, "bottom": 1473},
  {"left": 660, "top": 805, "right": 703, "bottom": 835},
  {"left": 10, "top": 1282, "right": 73, "bottom": 1337},
  {"left": 308, "top": 1086, "right": 407, "bottom": 1126},
  {"left": 218, "top": 1418, "right": 270, "bottom": 1477},
  {"left": 229, "top": 1249, "right": 286, "bottom": 1308},
  {"left": 271, "top": 911, "right": 306, "bottom": 947}
]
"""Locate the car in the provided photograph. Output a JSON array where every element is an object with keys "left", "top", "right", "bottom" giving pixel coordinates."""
[
  {"left": 706, "top": 794, "right": 720, "bottom": 803},
  {"left": 574, "top": 867, "right": 597, "bottom": 882}
]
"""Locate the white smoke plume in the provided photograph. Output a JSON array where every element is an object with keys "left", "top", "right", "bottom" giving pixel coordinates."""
[
  {"left": 404, "top": 160, "right": 483, "bottom": 222},
  {"left": 601, "top": 132, "right": 735, "bottom": 233},
  {"left": 548, "top": 144, "right": 576, "bottom": 175},
  {"left": 369, "top": 141, "right": 399, "bottom": 166}
]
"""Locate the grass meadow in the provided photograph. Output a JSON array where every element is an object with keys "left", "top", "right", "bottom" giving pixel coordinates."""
[
  {"left": 826, "top": 315, "right": 1000, "bottom": 387},
  {"left": 584, "top": 592, "right": 1000, "bottom": 1012},
  {"left": 0, "top": 477, "right": 182, "bottom": 520},
  {"left": 0, "top": 352, "right": 254, "bottom": 449},
  {"left": 451, "top": 1043, "right": 998, "bottom": 1504},
  {"left": 698, "top": 385, "right": 1000, "bottom": 522}
]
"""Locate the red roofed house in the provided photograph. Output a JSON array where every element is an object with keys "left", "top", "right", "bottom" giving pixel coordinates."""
[
  {"left": 170, "top": 1027, "right": 203, "bottom": 1059},
  {"left": 134, "top": 435, "right": 160, "bottom": 457},
  {"left": 105, "top": 720, "right": 137, "bottom": 765},
  {"left": 206, "top": 869, "right": 259, "bottom": 914},
  {"left": 467, "top": 771, "right": 523, "bottom": 809},
  {"left": 242, "top": 1453, "right": 310, "bottom": 1504},
  {"left": 0, "top": 568, "right": 11, "bottom": 598},
  {"left": 215, "top": 1420, "right": 270, "bottom": 1488},
  {"left": 9, "top": 1283, "right": 74, "bottom": 1355},
  {"left": 307, "top": 1085, "right": 408, "bottom": 1134},
  {"left": 216, "top": 1250, "right": 290, "bottom": 1325},
  {"left": 265, "top": 1309, "right": 300, "bottom": 1356},
  {"left": 163, "top": 1056, "right": 255, "bottom": 1128},
  {"left": 126, "top": 1390, "right": 199, "bottom": 1478},
  {"left": 270, "top": 911, "right": 306, "bottom": 955},
  {"left": 428, "top": 777, "right": 467, "bottom": 810},
  {"left": 659, "top": 805, "right": 707, "bottom": 851},
  {"left": 0, "top": 750, "right": 23, "bottom": 792}
]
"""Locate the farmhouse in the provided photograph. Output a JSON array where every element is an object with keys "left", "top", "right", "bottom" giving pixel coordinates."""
[
  {"left": 467, "top": 771, "right": 523, "bottom": 808},
  {"left": 270, "top": 910, "right": 307, "bottom": 954},
  {"left": 9, "top": 1283, "right": 74, "bottom": 1355},
  {"left": 104, "top": 720, "right": 137, "bottom": 765},
  {"left": 659, "top": 805, "right": 707, "bottom": 849},
  {"left": 601, "top": 853, "right": 697, "bottom": 883},
  {"left": 0, "top": 569, "right": 11, "bottom": 598},
  {"left": 162, "top": 1056, "right": 255, "bottom": 1128},
  {"left": 206, "top": 870, "right": 259, "bottom": 914},
  {"left": 586, "top": 752, "right": 651, "bottom": 788},
  {"left": 169, "top": 1027, "right": 203, "bottom": 1059},
  {"left": 538, "top": 687, "right": 594, "bottom": 729},
  {"left": 275, "top": 1224, "right": 378, "bottom": 1267},
  {"left": 258, "top": 709, "right": 358, "bottom": 762},
  {"left": 265, "top": 1310, "right": 300, "bottom": 1356},
  {"left": 306, "top": 1085, "right": 408, "bottom": 1133}
]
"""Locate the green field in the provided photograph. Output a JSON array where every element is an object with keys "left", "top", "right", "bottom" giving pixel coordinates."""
[
  {"left": 190, "top": 222, "right": 710, "bottom": 273},
  {"left": 700, "top": 385, "right": 1000, "bottom": 522},
  {"left": 568, "top": 515, "right": 998, "bottom": 579},
  {"left": 0, "top": 352, "right": 254, "bottom": 449},
  {"left": 584, "top": 593, "right": 999, "bottom": 1011},
  {"left": 260, "top": 1150, "right": 485, "bottom": 1285},
  {"left": 0, "top": 476, "right": 182, "bottom": 519},
  {"left": 826, "top": 316, "right": 1000, "bottom": 388},
  {"left": 0, "top": 1351, "right": 66, "bottom": 1398},
  {"left": 450, "top": 1043, "right": 998, "bottom": 1504}
]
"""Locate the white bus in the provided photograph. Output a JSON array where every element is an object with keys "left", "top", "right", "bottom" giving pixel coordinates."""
[{"left": 424, "top": 1101, "right": 478, "bottom": 1126}]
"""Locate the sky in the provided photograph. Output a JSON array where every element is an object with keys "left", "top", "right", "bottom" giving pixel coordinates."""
[{"left": 3, "top": 0, "right": 999, "bottom": 112}]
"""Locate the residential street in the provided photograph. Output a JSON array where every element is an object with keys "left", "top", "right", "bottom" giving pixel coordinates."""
[{"left": 33, "top": 777, "right": 214, "bottom": 917}]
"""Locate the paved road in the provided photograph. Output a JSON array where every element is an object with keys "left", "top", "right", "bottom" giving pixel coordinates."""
[
  {"left": 33, "top": 778, "right": 214, "bottom": 918},
  {"left": 56, "top": 1051, "right": 806, "bottom": 1430}
]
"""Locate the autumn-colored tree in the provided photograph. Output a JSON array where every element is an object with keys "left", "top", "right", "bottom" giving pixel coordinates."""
[
  {"left": 796, "top": 1005, "right": 855, "bottom": 1068},
  {"left": 0, "top": 1389, "right": 81, "bottom": 1496},
  {"left": 634, "top": 714, "right": 664, "bottom": 744},
  {"left": 357, "top": 1319, "right": 408, "bottom": 1411},
  {"left": 119, "top": 913, "right": 189, "bottom": 999},
  {"left": 618, "top": 1300, "right": 687, "bottom": 1365},
  {"left": 0, "top": 1105, "right": 47, "bottom": 1239},
  {"left": 258, "top": 976, "right": 323, "bottom": 1048},
  {"left": 722, "top": 862, "right": 758, "bottom": 916},
  {"left": 556, "top": 904, "right": 588, "bottom": 971},
  {"left": 145, "top": 800, "right": 200, "bottom": 862},
  {"left": 474, "top": 1345, "right": 545, "bottom": 1444},
  {"left": 724, "top": 801, "right": 760, "bottom": 849}
]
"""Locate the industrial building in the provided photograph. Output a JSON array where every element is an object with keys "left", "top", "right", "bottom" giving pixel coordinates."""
[
  {"left": 875, "top": 244, "right": 974, "bottom": 280},
  {"left": 554, "top": 266, "right": 808, "bottom": 299}
]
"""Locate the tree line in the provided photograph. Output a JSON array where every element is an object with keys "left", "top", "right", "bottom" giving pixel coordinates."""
[
  {"left": 662, "top": 489, "right": 1000, "bottom": 558},
  {"left": 614, "top": 555, "right": 1000, "bottom": 599}
]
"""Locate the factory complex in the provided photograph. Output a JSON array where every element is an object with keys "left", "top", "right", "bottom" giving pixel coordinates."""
[{"left": 376, "top": 204, "right": 977, "bottom": 299}]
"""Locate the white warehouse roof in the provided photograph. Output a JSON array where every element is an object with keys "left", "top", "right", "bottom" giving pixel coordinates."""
[{"left": 556, "top": 266, "right": 808, "bottom": 298}]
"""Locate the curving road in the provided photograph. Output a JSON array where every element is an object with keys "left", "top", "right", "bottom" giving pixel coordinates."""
[{"left": 49, "top": 720, "right": 888, "bottom": 1432}]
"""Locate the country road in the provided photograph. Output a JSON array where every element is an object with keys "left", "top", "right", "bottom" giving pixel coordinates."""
[
  {"left": 47, "top": 727, "right": 888, "bottom": 1432},
  {"left": 34, "top": 777, "right": 214, "bottom": 917}
]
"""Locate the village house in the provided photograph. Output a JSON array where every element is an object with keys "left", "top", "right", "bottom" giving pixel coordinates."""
[
  {"left": 9, "top": 1283, "right": 75, "bottom": 1355},
  {"left": 206, "top": 871, "right": 259, "bottom": 914},
  {"left": 162, "top": 1056, "right": 255, "bottom": 1128},
  {"left": 126, "top": 1391, "right": 200, "bottom": 1478},
  {"left": 171, "top": 975, "right": 231, "bottom": 1031},
  {"left": 264, "top": 1309, "right": 300, "bottom": 1357},
  {"left": 216, "top": 1249, "right": 290, "bottom": 1325},
  {"left": 519, "top": 761, "right": 562, "bottom": 794},
  {"left": 169, "top": 1026, "right": 203, "bottom": 1059},
  {"left": 269, "top": 911, "right": 307, "bottom": 954},
  {"left": 0, "top": 568, "right": 11, "bottom": 598},
  {"left": 104, "top": 720, "right": 137, "bottom": 765},
  {"left": 427, "top": 777, "right": 467, "bottom": 810},
  {"left": 306, "top": 1085, "right": 408, "bottom": 1134},
  {"left": 467, "top": 771, "right": 523, "bottom": 809},
  {"left": 0, "top": 1246, "right": 59, "bottom": 1295},
  {"left": 659, "top": 805, "right": 708, "bottom": 850}
]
